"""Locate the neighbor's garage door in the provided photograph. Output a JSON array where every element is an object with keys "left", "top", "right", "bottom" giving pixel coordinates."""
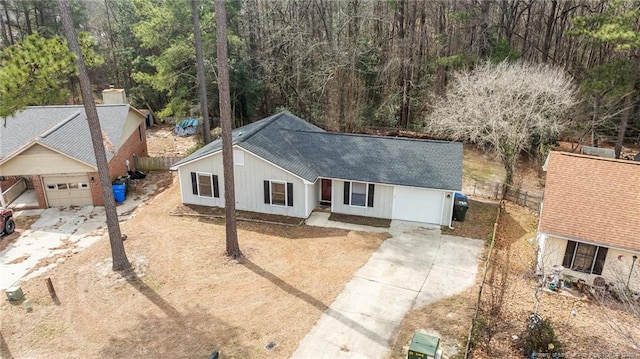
[
  {"left": 392, "top": 186, "right": 444, "bottom": 224},
  {"left": 43, "top": 174, "right": 93, "bottom": 207}
]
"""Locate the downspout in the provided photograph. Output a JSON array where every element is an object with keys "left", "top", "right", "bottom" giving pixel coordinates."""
[
  {"left": 448, "top": 192, "right": 455, "bottom": 229},
  {"left": 304, "top": 182, "right": 309, "bottom": 217}
]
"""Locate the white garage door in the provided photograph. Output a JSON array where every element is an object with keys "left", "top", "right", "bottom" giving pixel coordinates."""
[
  {"left": 43, "top": 174, "right": 93, "bottom": 207},
  {"left": 392, "top": 186, "right": 444, "bottom": 224}
]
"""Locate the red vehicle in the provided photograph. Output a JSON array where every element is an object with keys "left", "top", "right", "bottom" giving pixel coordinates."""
[{"left": 1, "top": 208, "right": 15, "bottom": 236}]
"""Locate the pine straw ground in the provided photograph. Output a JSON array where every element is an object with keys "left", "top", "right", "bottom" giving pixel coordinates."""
[
  {"left": 1, "top": 173, "right": 387, "bottom": 358},
  {"left": 390, "top": 202, "right": 640, "bottom": 359}
]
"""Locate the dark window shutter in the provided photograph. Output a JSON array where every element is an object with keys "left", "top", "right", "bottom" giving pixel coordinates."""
[
  {"left": 213, "top": 175, "right": 220, "bottom": 198},
  {"left": 264, "top": 181, "right": 270, "bottom": 204},
  {"left": 191, "top": 172, "right": 198, "bottom": 195},
  {"left": 367, "top": 184, "right": 375, "bottom": 207},
  {"left": 343, "top": 182, "right": 350, "bottom": 205},
  {"left": 593, "top": 247, "right": 608, "bottom": 275},
  {"left": 287, "top": 182, "right": 294, "bottom": 206},
  {"left": 562, "top": 240, "right": 577, "bottom": 268}
]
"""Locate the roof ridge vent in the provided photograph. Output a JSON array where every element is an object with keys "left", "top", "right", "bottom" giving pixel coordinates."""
[{"left": 38, "top": 111, "right": 81, "bottom": 139}]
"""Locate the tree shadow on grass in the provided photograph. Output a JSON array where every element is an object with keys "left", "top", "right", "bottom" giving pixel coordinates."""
[
  {"left": 99, "top": 272, "right": 250, "bottom": 358},
  {"left": 0, "top": 331, "right": 14, "bottom": 359},
  {"left": 242, "top": 258, "right": 390, "bottom": 347}
]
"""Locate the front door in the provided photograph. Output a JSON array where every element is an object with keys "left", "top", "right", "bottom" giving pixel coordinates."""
[{"left": 321, "top": 179, "right": 332, "bottom": 203}]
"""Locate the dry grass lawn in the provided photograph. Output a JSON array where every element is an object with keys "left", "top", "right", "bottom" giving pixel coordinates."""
[{"left": 1, "top": 174, "right": 386, "bottom": 358}]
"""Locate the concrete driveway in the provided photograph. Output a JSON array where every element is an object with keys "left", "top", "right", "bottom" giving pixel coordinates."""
[
  {"left": 0, "top": 184, "right": 157, "bottom": 291},
  {"left": 292, "top": 215, "right": 484, "bottom": 358}
]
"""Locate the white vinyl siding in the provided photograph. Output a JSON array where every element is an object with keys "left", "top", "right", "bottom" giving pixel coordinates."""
[
  {"left": 1, "top": 144, "right": 95, "bottom": 176},
  {"left": 177, "top": 147, "right": 310, "bottom": 217},
  {"left": 332, "top": 180, "right": 393, "bottom": 218}
]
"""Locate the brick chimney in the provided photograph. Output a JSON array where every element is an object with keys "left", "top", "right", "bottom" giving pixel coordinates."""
[{"left": 102, "top": 86, "right": 127, "bottom": 104}]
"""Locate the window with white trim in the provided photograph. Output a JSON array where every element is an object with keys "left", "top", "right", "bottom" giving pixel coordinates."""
[
  {"left": 271, "top": 181, "right": 286, "bottom": 205},
  {"left": 343, "top": 181, "right": 375, "bottom": 208},
  {"left": 190, "top": 172, "right": 220, "bottom": 198},
  {"left": 263, "top": 180, "right": 293, "bottom": 207}
]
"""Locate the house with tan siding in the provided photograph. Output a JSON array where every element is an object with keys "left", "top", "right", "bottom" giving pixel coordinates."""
[
  {"left": 537, "top": 151, "right": 640, "bottom": 292},
  {"left": 0, "top": 100, "right": 147, "bottom": 208},
  {"left": 170, "top": 112, "right": 463, "bottom": 226}
]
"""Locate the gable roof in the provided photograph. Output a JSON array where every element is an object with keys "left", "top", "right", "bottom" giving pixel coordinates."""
[
  {"left": 172, "top": 112, "right": 463, "bottom": 190},
  {"left": 0, "top": 104, "right": 135, "bottom": 167},
  {"left": 539, "top": 151, "right": 640, "bottom": 252}
]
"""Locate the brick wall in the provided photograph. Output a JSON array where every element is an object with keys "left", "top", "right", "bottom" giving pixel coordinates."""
[
  {"left": 87, "top": 172, "right": 104, "bottom": 206},
  {"left": 32, "top": 175, "right": 47, "bottom": 208},
  {"left": 108, "top": 123, "right": 148, "bottom": 181}
]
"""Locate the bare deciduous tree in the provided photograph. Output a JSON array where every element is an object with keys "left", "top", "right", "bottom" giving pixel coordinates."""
[{"left": 425, "top": 61, "right": 578, "bottom": 184}]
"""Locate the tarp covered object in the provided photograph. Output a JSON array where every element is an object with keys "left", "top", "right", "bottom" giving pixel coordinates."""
[{"left": 174, "top": 118, "right": 200, "bottom": 136}]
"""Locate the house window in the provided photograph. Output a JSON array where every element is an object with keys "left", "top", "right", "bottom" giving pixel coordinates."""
[
  {"left": 351, "top": 182, "right": 367, "bottom": 206},
  {"left": 190, "top": 172, "right": 220, "bottom": 198},
  {"left": 263, "top": 180, "right": 293, "bottom": 206},
  {"left": 562, "top": 240, "right": 608, "bottom": 275},
  {"left": 138, "top": 126, "right": 143, "bottom": 142},
  {"left": 343, "top": 181, "right": 375, "bottom": 208},
  {"left": 271, "top": 182, "right": 286, "bottom": 206},
  {"left": 233, "top": 150, "right": 244, "bottom": 166}
]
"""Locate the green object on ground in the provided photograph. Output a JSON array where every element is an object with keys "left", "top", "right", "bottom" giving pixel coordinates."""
[{"left": 408, "top": 332, "right": 439, "bottom": 358}]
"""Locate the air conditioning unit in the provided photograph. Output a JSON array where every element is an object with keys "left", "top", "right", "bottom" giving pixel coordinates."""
[{"left": 5, "top": 286, "right": 24, "bottom": 301}]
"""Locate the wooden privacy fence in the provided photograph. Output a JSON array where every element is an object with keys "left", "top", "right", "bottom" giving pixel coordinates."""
[
  {"left": 494, "top": 182, "right": 543, "bottom": 214},
  {"left": 135, "top": 156, "right": 183, "bottom": 171},
  {"left": 469, "top": 180, "right": 543, "bottom": 214}
]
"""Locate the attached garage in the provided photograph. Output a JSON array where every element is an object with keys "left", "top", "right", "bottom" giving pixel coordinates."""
[
  {"left": 43, "top": 174, "right": 92, "bottom": 207},
  {"left": 392, "top": 186, "right": 445, "bottom": 224}
]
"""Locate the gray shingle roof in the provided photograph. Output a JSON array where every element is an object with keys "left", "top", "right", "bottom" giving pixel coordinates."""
[
  {"left": 0, "top": 105, "right": 133, "bottom": 166},
  {"left": 173, "top": 112, "right": 462, "bottom": 190}
]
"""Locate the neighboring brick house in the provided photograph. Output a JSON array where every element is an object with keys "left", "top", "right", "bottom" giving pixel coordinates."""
[
  {"left": 537, "top": 151, "right": 640, "bottom": 292},
  {"left": 0, "top": 96, "right": 147, "bottom": 208}
]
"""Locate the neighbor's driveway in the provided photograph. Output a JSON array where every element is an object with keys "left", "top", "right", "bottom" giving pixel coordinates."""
[
  {"left": 0, "top": 188, "right": 152, "bottom": 291},
  {"left": 292, "top": 214, "right": 484, "bottom": 358}
]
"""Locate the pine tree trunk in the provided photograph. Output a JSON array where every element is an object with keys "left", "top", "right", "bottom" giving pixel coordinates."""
[
  {"left": 215, "top": 0, "right": 241, "bottom": 258},
  {"left": 58, "top": 0, "right": 131, "bottom": 271},
  {"left": 191, "top": 0, "right": 211, "bottom": 144}
]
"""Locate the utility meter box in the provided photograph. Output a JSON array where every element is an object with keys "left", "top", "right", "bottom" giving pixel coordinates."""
[
  {"left": 407, "top": 332, "right": 440, "bottom": 359},
  {"left": 6, "top": 286, "right": 24, "bottom": 301}
]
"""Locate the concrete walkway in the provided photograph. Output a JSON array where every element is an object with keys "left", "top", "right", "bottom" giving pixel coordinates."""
[{"left": 292, "top": 213, "right": 484, "bottom": 358}]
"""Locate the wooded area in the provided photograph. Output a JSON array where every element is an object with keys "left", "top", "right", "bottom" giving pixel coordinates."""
[{"left": 1, "top": 0, "right": 639, "bottom": 146}]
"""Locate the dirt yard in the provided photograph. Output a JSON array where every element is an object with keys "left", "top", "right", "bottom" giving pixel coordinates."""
[
  {"left": 146, "top": 124, "right": 200, "bottom": 157},
  {"left": 390, "top": 201, "right": 640, "bottom": 359},
  {"left": 0, "top": 174, "right": 386, "bottom": 358}
]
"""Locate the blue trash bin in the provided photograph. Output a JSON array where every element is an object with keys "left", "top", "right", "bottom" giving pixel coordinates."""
[{"left": 112, "top": 183, "right": 125, "bottom": 203}]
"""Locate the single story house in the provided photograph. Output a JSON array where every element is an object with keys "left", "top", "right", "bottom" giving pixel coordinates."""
[
  {"left": 170, "top": 112, "right": 462, "bottom": 226},
  {"left": 537, "top": 151, "right": 640, "bottom": 292},
  {"left": 0, "top": 101, "right": 148, "bottom": 208}
]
